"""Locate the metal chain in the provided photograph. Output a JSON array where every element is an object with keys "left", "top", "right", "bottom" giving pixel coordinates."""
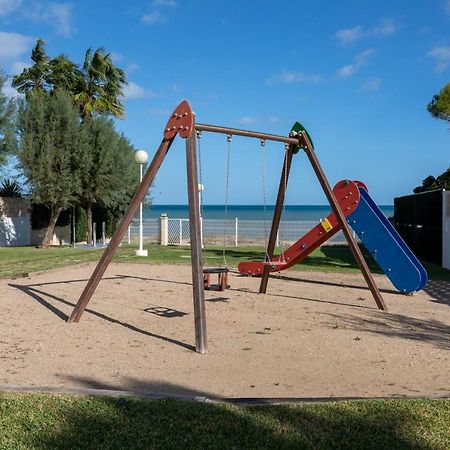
[
  {"left": 196, "top": 130, "right": 208, "bottom": 267},
  {"left": 260, "top": 138, "right": 270, "bottom": 263},
  {"left": 222, "top": 134, "right": 232, "bottom": 267}
]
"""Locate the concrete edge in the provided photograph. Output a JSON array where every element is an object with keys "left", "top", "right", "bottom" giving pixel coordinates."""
[{"left": 0, "top": 384, "right": 449, "bottom": 406}]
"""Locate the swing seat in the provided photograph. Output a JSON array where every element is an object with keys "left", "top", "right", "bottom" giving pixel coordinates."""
[
  {"left": 263, "top": 261, "right": 287, "bottom": 269},
  {"left": 203, "top": 267, "right": 230, "bottom": 291}
]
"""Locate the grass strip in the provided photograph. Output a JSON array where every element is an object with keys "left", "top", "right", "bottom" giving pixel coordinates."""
[
  {"left": 0, "top": 393, "right": 448, "bottom": 449},
  {"left": 0, "top": 244, "right": 449, "bottom": 281}
]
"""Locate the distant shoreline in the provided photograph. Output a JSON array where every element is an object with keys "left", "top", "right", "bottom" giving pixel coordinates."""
[{"left": 143, "top": 204, "right": 395, "bottom": 221}]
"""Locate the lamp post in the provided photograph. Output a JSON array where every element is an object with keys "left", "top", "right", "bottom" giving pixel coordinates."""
[
  {"left": 135, "top": 149, "right": 148, "bottom": 256},
  {"left": 198, "top": 183, "right": 204, "bottom": 248}
]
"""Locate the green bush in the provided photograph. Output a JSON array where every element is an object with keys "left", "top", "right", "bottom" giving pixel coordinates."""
[{"left": 75, "top": 205, "right": 87, "bottom": 242}]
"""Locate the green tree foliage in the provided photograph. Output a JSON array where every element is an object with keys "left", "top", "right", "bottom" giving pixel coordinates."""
[
  {"left": 427, "top": 82, "right": 450, "bottom": 123},
  {"left": 0, "top": 179, "right": 21, "bottom": 197},
  {"left": 414, "top": 169, "right": 450, "bottom": 193},
  {"left": 12, "top": 40, "right": 127, "bottom": 119},
  {"left": 0, "top": 72, "right": 16, "bottom": 164},
  {"left": 77, "top": 116, "right": 138, "bottom": 243},
  {"left": 74, "top": 48, "right": 127, "bottom": 119},
  {"left": 12, "top": 39, "right": 50, "bottom": 95},
  {"left": 17, "top": 90, "right": 82, "bottom": 247}
]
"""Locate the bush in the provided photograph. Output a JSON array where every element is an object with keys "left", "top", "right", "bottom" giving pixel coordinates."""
[{"left": 75, "top": 205, "right": 87, "bottom": 242}]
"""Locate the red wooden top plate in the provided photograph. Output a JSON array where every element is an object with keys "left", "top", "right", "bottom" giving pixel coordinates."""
[{"left": 163, "top": 100, "right": 194, "bottom": 140}]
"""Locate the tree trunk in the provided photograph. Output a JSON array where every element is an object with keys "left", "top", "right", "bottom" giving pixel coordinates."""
[
  {"left": 41, "top": 206, "right": 63, "bottom": 248},
  {"left": 86, "top": 203, "right": 92, "bottom": 245}
]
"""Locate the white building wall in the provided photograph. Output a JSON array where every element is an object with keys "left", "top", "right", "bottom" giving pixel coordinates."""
[
  {"left": 0, "top": 197, "right": 31, "bottom": 246},
  {"left": 0, "top": 197, "right": 71, "bottom": 247}
]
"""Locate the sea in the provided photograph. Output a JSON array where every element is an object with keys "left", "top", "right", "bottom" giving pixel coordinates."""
[{"left": 144, "top": 204, "right": 395, "bottom": 221}]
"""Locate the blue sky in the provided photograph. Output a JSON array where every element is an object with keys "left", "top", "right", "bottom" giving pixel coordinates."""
[{"left": 1, "top": 0, "right": 449, "bottom": 205}]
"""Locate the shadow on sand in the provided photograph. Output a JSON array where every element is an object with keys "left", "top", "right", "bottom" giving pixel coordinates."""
[{"left": 8, "top": 277, "right": 195, "bottom": 352}]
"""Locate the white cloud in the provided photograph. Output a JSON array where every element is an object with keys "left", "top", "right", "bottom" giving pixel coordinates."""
[
  {"left": 446, "top": 0, "right": 450, "bottom": 14},
  {"left": 122, "top": 81, "right": 151, "bottom": 100},
  {"left": 1, "top": 80, "right": 22, "bottom": 98},
  {"left": 239, "top": 116, "right": 260, "bottom": 125},
  {"left": 0, "top": 31, "right": 34, "bottom": 65},
  {"left": 428, "top": 46, "right": 450, "bottom": 72},
  {"left": 359, "top": 77, "right": 381, "bottom": 92},
  {"left": 371, "top": 18, "right": 397, "bottom": 37},
  {"left": 336, "top": 64, "right": 357, "bottom": 78},
  {"left": 126, "top": 62, "right": 139, "bottom": 74},
  {"left": 336, "top": 19, "right": 396, "bottom": 45},
  {"left": 48, "top": 3, "right": 73, "bottom": 36},
  {"left": 142, "top": 10, "right": 165, "bottom": 25},
  {"left": 10, "top": 60, "right": 29, "bottom": 74},
  {"left": 335, "top": 26, "right": 363, "bottom": 45},
  {"left": 267, "top": 70, "right": 323, "bottom": 85},
  {"left": 355, "top": 48, "right": 375, "bottom": 63},
  {"left": 153, "top": 0, "right": 176, "bottom": 6},
  {"left": 148, "top": 107, "right": 170, "bottom": 116},
  {"left": 142, "top": 0, "right": 176, "bottom": 26},
  {"left": 24, "top": 2, "right": 75, "bottom": 37},
  {"left": 110, "top": 52, "right": 123, "bottom": 63},
  {"left": 336, "top": 48, "right": 374, "bottom": 78},
  {"left": 0, "top": 0, "right": 22, "bottom": 17}
]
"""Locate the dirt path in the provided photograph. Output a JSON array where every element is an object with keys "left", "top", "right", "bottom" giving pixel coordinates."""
[{"left": 0, "top": 263, "right": 448, "bottom": 399}]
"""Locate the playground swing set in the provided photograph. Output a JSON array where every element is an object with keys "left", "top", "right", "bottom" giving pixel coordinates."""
[{"left": 67, "top": 100, "right": 427, "bottom": 354}]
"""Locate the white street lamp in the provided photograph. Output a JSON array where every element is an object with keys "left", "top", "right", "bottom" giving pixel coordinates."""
[{"left": 135, "top": 149, "right": 149, "bottom": 256}]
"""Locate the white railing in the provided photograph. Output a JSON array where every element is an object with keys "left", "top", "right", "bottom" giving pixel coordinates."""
[{"left": 122, "top": 215, "right": 356, "bottom": 247}]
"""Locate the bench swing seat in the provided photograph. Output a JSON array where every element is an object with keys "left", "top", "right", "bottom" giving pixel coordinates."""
[
  {"left": 203, "top": 267, "right": 230, "bottom": 291},
  {"left": 263, "top": 260, "right": 287, "bottom": 269}
]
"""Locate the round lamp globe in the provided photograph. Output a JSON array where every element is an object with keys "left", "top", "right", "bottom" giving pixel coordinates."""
[{"left": 135, "top": 150, "right": 148, "bottom": 164}]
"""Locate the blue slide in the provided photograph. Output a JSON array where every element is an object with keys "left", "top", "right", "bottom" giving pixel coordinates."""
[{"left": 347, "top": 187, "right": 428, "bottom": 293}]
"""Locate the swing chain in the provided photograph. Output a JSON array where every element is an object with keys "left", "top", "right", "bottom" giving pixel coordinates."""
[
  {"left": 196, "top": 129, "right": 207, "bottom": 266},
  {"left": 222, "top": 134, "right": 232, "bottom": 267},
  {"left": 260, "top": 138, "right": 270, "bottom": 263}
]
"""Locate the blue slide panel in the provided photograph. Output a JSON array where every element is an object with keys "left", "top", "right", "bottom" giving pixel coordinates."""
[
  {"left": 347, "top": 191, "right": 425, "bottom": 293},
  {"left": 358, "top": 188, "right": 428, "bottom": 290}
]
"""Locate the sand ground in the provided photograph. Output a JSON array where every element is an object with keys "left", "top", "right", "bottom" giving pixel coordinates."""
[{"left": 0, "top": 263, "right": 449, "bottom": 399}]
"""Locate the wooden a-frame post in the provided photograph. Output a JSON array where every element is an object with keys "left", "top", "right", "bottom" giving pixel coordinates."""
[
  {"left": 259, "top": 144, "right": 294, "bottom": 294},
  {"left": 68, "top": 100, "right": 209, "bottom": 352},
  {"left": 298, "top": 131, "right": 387, "bottom": 311}
]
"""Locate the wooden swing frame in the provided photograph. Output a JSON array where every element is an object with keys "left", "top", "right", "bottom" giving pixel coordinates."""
[{"left": 67, "top": 100, "right": 387, "bottom": 354}]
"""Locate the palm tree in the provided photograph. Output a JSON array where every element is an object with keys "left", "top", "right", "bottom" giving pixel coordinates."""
[
  {"left": 47, "top": 54, "right": 84, "bottom": 93},
  {"left": 12, "top": 39, "right": 50, "bottom": 96},
  {"left": 74, "top": 48, "right": 127, "bottom": 119}
]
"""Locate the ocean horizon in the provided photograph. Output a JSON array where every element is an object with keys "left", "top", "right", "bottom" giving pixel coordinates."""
[{"left": 144, "top": 204, "right": 395, "bottom": 221}]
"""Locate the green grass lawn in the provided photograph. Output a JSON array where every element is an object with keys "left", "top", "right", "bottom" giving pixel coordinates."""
[
  {"left": 0, "top": 243, "right": 449, "bottom": 281},
  {"left": 0, "top": 393, "right": 448, "bottom": 450}
]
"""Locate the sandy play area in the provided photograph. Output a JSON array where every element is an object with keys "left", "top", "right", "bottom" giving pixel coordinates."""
[{"left": 0, "top": 262, "right": 449, "bottom": 400}]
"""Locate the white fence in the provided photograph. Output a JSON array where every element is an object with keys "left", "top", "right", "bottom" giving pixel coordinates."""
[{"left": 123, "top": 215, "right": 354, "bottom": 247}]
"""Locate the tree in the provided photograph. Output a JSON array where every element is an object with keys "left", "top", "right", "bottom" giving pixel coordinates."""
[
  {"left": 17, "top": 90, "right": 82, "bottom": 247},
  {"left": 0, "top": 179, "right": 21, "bottom": 197},
  {"left": 74, "top": 48, "right": 127, "bottom": 119},
  {"left": 47, "top": 54, "right": 83, "bottom": 93},
  {"left": 77, "top": 116, "right": 138, "bottom": 243},
  {"left": 413, "top": 175, "right": 438, "bottom": 193},
  {"left": 427, "top": 83, "right": 450, "bottom": 123},
  {"left": 0, "top": 72, "right": 16, "bottom": 164},
  {"left": 413, "top": 169, "right": 450, "bottom": 193},
  {"left": 12, "top": 39, "right": 50, "bottom": 96},
  {"left": 12, "top": 40, "right": 127, "bottom": 120}
]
